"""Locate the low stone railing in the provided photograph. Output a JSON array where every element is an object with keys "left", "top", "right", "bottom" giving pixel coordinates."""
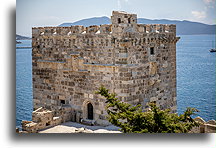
[
  {"left": 190, "top": 116, "right": 216, "bottom": 133},
  {"left": 21, "top": 107, "right": 62, "bottom": 133}
]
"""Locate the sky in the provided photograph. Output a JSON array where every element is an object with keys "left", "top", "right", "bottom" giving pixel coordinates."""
[{"left": 16, "top": 0, "right": 216, "bottom": 37}]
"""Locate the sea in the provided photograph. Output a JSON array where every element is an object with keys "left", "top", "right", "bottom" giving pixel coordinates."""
[{"left": 16, "top": 35, "right": 216, "bottom": 128}]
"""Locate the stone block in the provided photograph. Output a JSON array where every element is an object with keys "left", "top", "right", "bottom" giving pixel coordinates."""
[
  {"left": 149, "top": 62, "right": 157, "bottom": 75},
  {"left": 205, "top": 124, "right": 216, "bottom": 133},
  {"left": 194, "top": 116, "right": 206, "bottom": 124},
  {"left": 84, "top": 93, "right": 88, "bottom": 98},
  {"left": 89, "top": 94, "right": 93, "bottom": 99},
  {"left": 206, "top": 120, "right": 216, "bottom": 125}
]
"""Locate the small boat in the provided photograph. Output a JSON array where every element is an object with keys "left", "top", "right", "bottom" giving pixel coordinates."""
[
  {"left": 209, "top": 49, "right": 216, "bottom": 52},
  {"left": 209, "top": 41, "right": 216, "bottom": 52},
  {"left": 16, "top": 41, "right": 22, "bottom": 44}
]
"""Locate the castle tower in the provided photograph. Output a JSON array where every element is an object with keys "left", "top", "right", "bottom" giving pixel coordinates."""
[{"left": 30, "top": 11, "right": 179, "bottom": 128}]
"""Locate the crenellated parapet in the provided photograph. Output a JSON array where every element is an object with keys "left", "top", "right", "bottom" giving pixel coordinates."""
[
  {"left": 32, "top": 24, "right": 176, "bottom": 38},
  {"left": 137, "top": 24, "right": 176, "bottom": 35},
  {"left": 86, "top": 25, "right": 99, "bottom": 34},
  {"left": 32, "top": 25, "right": 113, "bottom": 37},
  {"left": 32, "top": 11, "right": 176, "bottom": 38}
]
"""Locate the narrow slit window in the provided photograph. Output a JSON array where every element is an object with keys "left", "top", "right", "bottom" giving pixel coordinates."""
[
  {"left": 118, "top": 18, "right": 121, "bottom": 24},
  {"left": 128, "top": 18, "right": 131, "bottom": 24},
  {"left": 150, "top": 47, "right": 154, "bottom": 55}
]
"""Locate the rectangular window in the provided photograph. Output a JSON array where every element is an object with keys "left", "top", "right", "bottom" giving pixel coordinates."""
[
  {"left": 61, "top": 100, "right": 65, "bottom": 104},
  {"left": 150, "top": 47, "right": 154, "bottom": 55},
  {"left": 118, "top": 18, "right": 121, "bottom": 24},
  {"left": 128, "top": 18, "right": 131, "bottom": 24}
]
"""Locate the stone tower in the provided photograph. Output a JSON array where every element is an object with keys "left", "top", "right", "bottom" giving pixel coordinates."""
[{"left": 31, "top": 11, "right": 179, "bottom": 126}]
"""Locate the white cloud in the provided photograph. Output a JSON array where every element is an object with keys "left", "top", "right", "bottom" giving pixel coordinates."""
[
  {"left": 203, "top": 0, "right": 215, "bottom": 8},
  {"left": 203, "top": 0, "right": 215, "bottom": 4},
  {"left": 191, "top": 11, "right": 206, "bottom": 19}
]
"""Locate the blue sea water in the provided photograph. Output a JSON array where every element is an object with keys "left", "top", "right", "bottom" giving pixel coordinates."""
[
  {"left": 16, "top": 40, "right": 33, "bottom": 128},
  {"left": 177, "top": 35, "right": 216, "bottom": 121},
  {"left": 15, "top": 35, "right": 216, "bottom": 128},
  {"left": 16, "top": 39, "right": 32, "bottom": 48}
]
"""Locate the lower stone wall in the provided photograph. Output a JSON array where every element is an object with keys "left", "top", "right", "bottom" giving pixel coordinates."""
[
  {"left": 20, "top": 108, "right": 215, "bottom": 133},
  {"left": 189, "top": 117, "right": 216, "bottom": 133},
  {"left": 22, "top": 107, "right": 68, "bottom": 133}
]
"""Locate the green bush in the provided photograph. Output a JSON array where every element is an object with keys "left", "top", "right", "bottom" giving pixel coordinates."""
[{"left": 96, "top": 86, "right": 199, "bottom": 133}]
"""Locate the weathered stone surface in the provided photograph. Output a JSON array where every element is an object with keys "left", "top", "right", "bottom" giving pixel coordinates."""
[
  {"left": 194, "top": 116, "right": 206, "bottom": 124},
  {"left": 190, "top": 117, "right": 216, "bottom": 133},
  {"left": 206, "top": 120, "right": 216, "bottom": 125}
]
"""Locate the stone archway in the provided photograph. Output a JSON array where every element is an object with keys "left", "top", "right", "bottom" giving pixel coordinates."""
[
  {"left": 82, "top": 100, "right": 94, "bottom": 120},
  {"left": 87, "top": 102, "right": 93, "bottom": 120}
]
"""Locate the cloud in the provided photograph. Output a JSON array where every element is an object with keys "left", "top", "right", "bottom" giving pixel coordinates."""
[
  {"left": 203, "top": 0, "right": 215, "bottom": 4},
  {"left": 203, "top": 0, "right": 215, "bottom": 8},
  {"left": 191, "top": 11, "right": 206, "bottom": 19}
]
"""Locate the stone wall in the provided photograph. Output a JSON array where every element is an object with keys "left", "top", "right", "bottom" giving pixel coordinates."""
[
  {"left": 30, "top": 11, "right": 179, "bottom": 127},
  {"left": 22, "top": 107, "right": 62, "bottom": 133},
  {"left": 190, "top": 117, "right": 216, "bottom": 133}
]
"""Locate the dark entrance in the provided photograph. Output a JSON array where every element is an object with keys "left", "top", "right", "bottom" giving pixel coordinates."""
[{"left": 87, "top": 103, "right": 93, "bottom": 120}]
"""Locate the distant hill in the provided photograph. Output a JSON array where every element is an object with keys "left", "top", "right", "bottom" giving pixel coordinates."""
[
  {"left": 59, "top": 16, "right": 110, "bottom": 27},
  {"left": 59, "top": 16, "right": 215, "bottom": 35},
  {"left": 138, "top": 18, "right": 215, "bottom": 35},
  {"left": 16, "top": 34, "right": 31, "bottom": 40}
]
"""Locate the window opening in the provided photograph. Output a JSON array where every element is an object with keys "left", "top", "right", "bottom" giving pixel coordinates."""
[
  {"left": 150, "top": 47, "right": 154, "bottom": 55},
  {"left": 61, "top": 100, "right": 65, "bottom": 104},
  {"left": 118, "top": 18, "right": 121, "bottom": 24},
  {"left": 87, "top": 103, "right": 93, "bottom": 120}
]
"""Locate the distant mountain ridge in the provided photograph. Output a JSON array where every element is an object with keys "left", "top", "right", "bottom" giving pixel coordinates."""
[
  {"left": 60, "top": 16, "right": 110, "bottom": 27},
  {"left": 16, "top": 34, "right": 31, "bottom": 40},
  {"left": 59, "top": 16, "right": 215, "bottom": 35}
]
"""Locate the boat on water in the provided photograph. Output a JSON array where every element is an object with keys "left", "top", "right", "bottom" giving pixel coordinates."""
[
  {"left": 16, "top": 40, "right": 22, "bottom": 44},
  {"left": 209, "top": 41, "right": 216, "bottom": 52},
  {"left": 209, "top": 49, "right": 216, "bottom": 52}
]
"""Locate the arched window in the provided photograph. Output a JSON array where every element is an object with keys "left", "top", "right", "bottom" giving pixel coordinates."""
[{"left": 87, "top": 103, "right": 93, "bottom": 120}]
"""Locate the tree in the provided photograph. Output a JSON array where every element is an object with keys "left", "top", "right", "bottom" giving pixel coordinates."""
[{"left": 96, "top": 86, "right": 199, "bottom": 133}]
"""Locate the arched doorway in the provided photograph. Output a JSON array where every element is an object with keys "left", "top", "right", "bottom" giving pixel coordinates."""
[{"left": 87, "top": 103, "right": 93, "bottom": 120}]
